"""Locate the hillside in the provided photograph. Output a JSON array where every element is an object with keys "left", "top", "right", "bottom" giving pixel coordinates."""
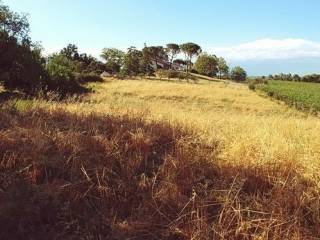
[{"left": 1, "top": 78, "right": 320, "bottom": 239}]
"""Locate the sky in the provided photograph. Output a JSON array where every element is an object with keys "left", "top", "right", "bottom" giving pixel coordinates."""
[{"left": 4, "top": 0, "right": 320, "bottom": 75}]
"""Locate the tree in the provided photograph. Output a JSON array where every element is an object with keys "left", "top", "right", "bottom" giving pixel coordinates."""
[
  {"left": 101, "top": 48, "right": 125, "bottom": 74},
  {"left": 85, "top": 58, "right": 107, "bottom": 74},
  {"left": 60, "top": 44, "right": 79, "bottom": 61},
  {"left": 46, "top": 54, "right": 75, "bottom": 81},
  {"left": 217, "top": 57, "right": 229, "bottom": 78},
  {"left": 45, "top": 53, "right": 85, "bottom": 95},
  {"left": 141, "top": 47, "right": 155, "bottom": 77},
  {"left": 193, "top": 53, "right": 218, "bottom": 77},
  {"left": 143, "top": 45, "right": 167, "bottom": 70},
  {"left": 173, "top": 59, "right": 187, "bottom": 71},
  {"left": 122, "top": 47, "right": 143, "bottom": 76},
  {"left": 293, "top": 74, "right": 301, "bottom": 82},
  {"left": 180, "top": 42, "right": 202, "bottom": 74},
  {"left": 0, "top": 2, "right": 47, "bottom": 94},
  {"left": 230, "top": 66, "right": 247, "bottom": 81},
  {"left": 166, "top": 43, "right": 180, "bottom": 69},
  {"left": 0, "top": 2, "right": 30, "bottom": 43}
]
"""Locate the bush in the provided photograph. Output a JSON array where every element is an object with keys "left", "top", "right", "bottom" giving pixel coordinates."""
[
  {"left": 45, "top": 54, "right": 88, "bottom": 95},
  {"left": 114, "top": 72, "right": 126, "bottom": 80},
  {"left": 0, "top": 32, "right": 48, "bottom": 94},
  {"left": 302, "top": 74, "right": 320, "bottom": 83},
  {"left": 247, "top": 78, "right": 268, "bottom": 91},
  {"left": 74, "top": 72, "right": 103, "bottom": 83},
  {"left": 248, "top": 82, "right": 256, "bottom": 91},
  {"left": 231, "top": 66, "right": 247, "bottom": 81},
  {"left": 155, "top": 69, "right": 168, "bottom": 79}
]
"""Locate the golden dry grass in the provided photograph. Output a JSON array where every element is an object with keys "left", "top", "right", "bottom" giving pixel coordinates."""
[
  {"left": 1, "top": 78, "right": 320, "bottom": 239},
  {"left": 85, "top": 79, "right": 320, "bottom": 174}
]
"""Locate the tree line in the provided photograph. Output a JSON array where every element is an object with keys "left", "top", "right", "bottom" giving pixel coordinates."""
[
  {"left": 0, "top": 2, "right": 247, "bottom": 97},
  {"left": 256, "top": 73, "right": 320, "bottom": 83},
  {"left": 101, "top": 43, "right": 247, "bottom": 81}
]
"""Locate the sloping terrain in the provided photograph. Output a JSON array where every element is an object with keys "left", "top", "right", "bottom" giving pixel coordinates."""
[{"left": 1, "top": 78, "right": 320, "bottom": 239}]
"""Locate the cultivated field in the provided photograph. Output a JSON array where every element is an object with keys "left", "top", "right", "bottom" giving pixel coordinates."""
[
  {"left": 259, "top": 80, "right": 320, "bottom": 112},
  {"left": 1, "top": 78, "right": 320, "bottom": 239}
]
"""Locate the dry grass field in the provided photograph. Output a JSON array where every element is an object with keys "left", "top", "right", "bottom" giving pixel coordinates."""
[{"left": 1, "top": 78, "right": 320, "bottom": 239}]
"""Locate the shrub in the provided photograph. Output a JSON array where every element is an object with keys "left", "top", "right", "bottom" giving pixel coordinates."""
[
  {"left": 248, "top": 82, "right": 256, "bottom": 91},
  {"left": 248, "top": 78, "right": 268, "bottom": 91},
  {"left": 155, "top": 69, "right": 167, "bottom": 79},
  {"left": 74, "top": 72, "right": 103, "bottom": 83},
  {"left": 114, "top": 72, "right": 126, "bottom": 80},
  {"left": 231, "top": 66, "right": 247, "bottom": 81},
  {"left": 0, "top": 32, "right": 48, "bottom": 94},
  {"left": 45, "top": 54, "right": 88, "bottom": 95},
  {"left": 302, "top": 74, "right": 320, "bottom": 83}
]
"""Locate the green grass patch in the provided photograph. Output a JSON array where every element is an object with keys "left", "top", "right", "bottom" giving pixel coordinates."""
[{"left": 259, "top": 80, "right": 320, "bottom": 111}]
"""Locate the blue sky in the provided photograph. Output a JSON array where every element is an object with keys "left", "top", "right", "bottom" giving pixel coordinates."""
[{"left": 4, "top": 0, "right": 320, "bottom": 75}]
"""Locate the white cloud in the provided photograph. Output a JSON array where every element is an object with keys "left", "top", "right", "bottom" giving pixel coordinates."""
[{"left": 208, "top": 38, "right": 320, "bottom": 61}]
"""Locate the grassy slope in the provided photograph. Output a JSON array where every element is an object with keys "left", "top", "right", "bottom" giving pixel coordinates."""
[
  {"left": 259, "top": 80, "right": 320, "bottom": 111},
  {"left": 1, "top": 78, "right": 320, "bottom": 239}
]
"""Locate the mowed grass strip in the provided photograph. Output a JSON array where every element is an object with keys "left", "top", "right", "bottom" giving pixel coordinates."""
[{"left": 259, "top": 80, "right": 320, "bottom": 111}]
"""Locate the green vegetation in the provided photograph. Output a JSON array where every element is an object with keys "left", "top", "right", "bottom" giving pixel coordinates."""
[
  {"left": 258, "top": 80, "right": 320, "bottom": 111},
  {"left": 166, "top": 43, "right": 181, "bottom": 68},
  {"left": 257, "top": 73, "right": 320, "bottom": 83},
  {"left": 193, "top": 53, "right": 218, "bottom": 77},
  {"left": 230, "top": 66, "right": 247, "bottom": 81},
  {"left": 8, "top": 1, "right": 320, "bottom": 238},
  {"left": 0, "top": 4, "right": 104, "bottom": 96},
  {"left": 1, "top": 1, "right": 243, "bottom": 97},
  {"left": 180, "top": 42, "right": 202, "bottom": 74}
]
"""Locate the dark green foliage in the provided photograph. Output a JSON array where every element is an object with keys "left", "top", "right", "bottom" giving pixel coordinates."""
[
  {"left": 122, "top": 47, "right": 143, "bottom": 76},
  {"left": 84, "top": 59, "right": 107, "bottom": 74},
  {"left": 142, "top": 45, "right": 168, "bottom": 71},
  {"left": 180, "top": 42, "right": 202, "bottom": 74},
  {"left": 302, "top": 74, "right": 320, "bottom": 83},
  {"left": 267, "top": 73, "right": 302, "bottom": 82},
  {"left": 140, "top": 49, "right": 155, "bottom": 77},
  {"left": 74, "top": 72, "right": 103, "bottom": 84},
  {"left": 231, "top": 66, "right": 247, "bottom": 81},
  {"left": 45, "top": 54, "right": 87, "bottom": 95},
  {"left": 265, "top": 73, "right": 320, "bottom": 83},
  {"left": 166, "top": 43, "right": 180, "bottom": 69},
  {"left": 0, "top": 3, "right": 102, "bottom": 96},
  {"left": 0, "top": 3, "right": 48, "bottom": 94},
  {"left": 61, "top": 44, "right": 106, "bottom": 74},
  {"left": 60, "top": 44, "right": 79, "bottom": 61}
]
